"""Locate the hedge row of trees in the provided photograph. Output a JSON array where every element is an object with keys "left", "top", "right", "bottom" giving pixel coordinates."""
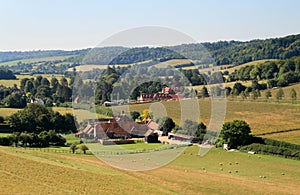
[
  {"left": 0, "top": 75, "right": 74, "bottom": 108},
  {"left": 239, "top": 139, "right": 300, "bottom": 160},
  {"left": 227, "top": 57, "right": 300, "bottom": 87},
  {"left": 0, "top": 130, "right": 66, "bottom": 147},
  {"left": 7, "top": 104, "right": 77, "bottom": 134},
  {"left": 225, "top": 81, "right": 298, "bottom": 102},
  {"left": 0, "top": 68, "right": 16, "bottom": 80}
]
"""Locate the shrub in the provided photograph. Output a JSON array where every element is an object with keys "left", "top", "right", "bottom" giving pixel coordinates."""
[{"left": 0, "top": 137, "right": 13, "bottom": 146}]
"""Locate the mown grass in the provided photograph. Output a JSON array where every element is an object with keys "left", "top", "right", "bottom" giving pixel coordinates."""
[
  {"left": 0, "top": 145, "right": 299, "bottom": 194},
  {"left": 86, "top": 142, "right": 164, "bottom": 152}
]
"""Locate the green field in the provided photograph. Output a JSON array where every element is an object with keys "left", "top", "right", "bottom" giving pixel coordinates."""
[
  {"left": 0, "top": 145, "right": 299, "bottom": 194},
  {"left": 0, "top": 133, "right": 11, "bottom": 137}
]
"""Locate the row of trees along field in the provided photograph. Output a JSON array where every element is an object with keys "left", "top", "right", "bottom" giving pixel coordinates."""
[
  {"left": 0, "top": 68, "right": 16, "bottom": 79},
  {"left": 0, "top": 75, "right": 75, "bottom": 108},
  {"left": 0, "top": 104, "right": 77, "bottom": 147},
  {"left": 223, "top": 81, "right": 298, "bottom": 101},
  {"left": 227, "top": 56, "right": 300, "bottom": 86}
]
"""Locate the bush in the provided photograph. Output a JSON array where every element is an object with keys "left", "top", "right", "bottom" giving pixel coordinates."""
[
  {"left": 0, "top": 116, "right": 4, "bottom": 123},
  {"left": 0, "top": 131, "right": 66, "bottom": 147},
  {"left": 0, "top": 137, "right": 13, "bottom": 146}
]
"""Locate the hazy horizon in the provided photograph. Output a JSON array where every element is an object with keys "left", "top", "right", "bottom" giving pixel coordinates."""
[{"left": 1, "top": 0, "right": 300, "bottom": 51}]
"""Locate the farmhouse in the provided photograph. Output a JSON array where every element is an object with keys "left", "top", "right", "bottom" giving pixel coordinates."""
[
  {"left": 76, "top": 115, "right": 160, "bottom": 144},
  {"left": 137, "top": 87, "right": 183, "bottom": 102}
]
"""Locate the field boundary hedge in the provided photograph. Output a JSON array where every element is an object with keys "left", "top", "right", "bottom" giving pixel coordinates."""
[
  {"left": 254, "top": 128, "right": 300, "bottom": 136},
  {"left": 240, "top": 137, "right": 300, "bottom": 160}
]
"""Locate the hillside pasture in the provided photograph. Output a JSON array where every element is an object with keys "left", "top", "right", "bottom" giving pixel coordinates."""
[
  {"left": 0, "top": 146, "right": 299, "bottom": 194},
  {"left": 122, "top": 100, "right": 300, "bottom": 135}
]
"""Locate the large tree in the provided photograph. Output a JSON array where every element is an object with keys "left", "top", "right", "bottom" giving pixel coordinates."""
[
  {"left": 159, "top": 117, "right": 175, "bottom": 136},
  {"left": 219, "top": 120, "right": 252, "bottom": 149}
]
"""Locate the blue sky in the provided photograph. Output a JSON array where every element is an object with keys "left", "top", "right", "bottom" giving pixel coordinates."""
[{"left": 1, "top": 0, "right": 300, "bottom": 51}]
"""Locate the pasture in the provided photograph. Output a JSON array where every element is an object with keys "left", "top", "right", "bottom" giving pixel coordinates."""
[
  {"left": 120, "top": 100, "right": 300, "bottom": 135},
  {"left": 1, "top": 100, "right": 300, "bottom": 135},
  {"left": 0, "top": 145, "right": 299, "bottom": 194}
]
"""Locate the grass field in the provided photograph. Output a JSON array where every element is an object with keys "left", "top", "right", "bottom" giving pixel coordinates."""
[
  {"left": 120, "top": 100, "right": 300, "bottom": 135},
  {"left": 0, "top": 145, "right": 299, "bottom": 194},
  {"left": 0, "top": 107, "right": 100, "bottom": 123},
  {"left": 262, "top": 130, "right": 300, "bottom": 145},
  {"left": 1, "top": 100, "right": 300, "bottom": 135}
]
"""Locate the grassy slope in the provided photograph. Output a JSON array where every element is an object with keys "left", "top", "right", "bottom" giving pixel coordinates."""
[
  {"left": 0, "top": 146, "right": 299, "bottom": 194},
  {"left": 220, "top": 59, "right": 279, "bottom": 74},
  {"left": 120, "top": 100, "right": 300, "bottom": 135}
]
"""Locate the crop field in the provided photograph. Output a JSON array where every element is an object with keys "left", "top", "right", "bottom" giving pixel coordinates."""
[{"left": 0, "top": 145, "right": 299, "bottom": 194}]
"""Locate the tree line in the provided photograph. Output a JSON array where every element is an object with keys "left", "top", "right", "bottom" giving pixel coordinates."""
[
  {"left": 227, "top": 56, "right": 300, "bottom": 87},
  {"left": 0, "top": 68, "right": 16, "bottom": 80},
  {"left": 0, "top": 75, "right": 74, "bottom": 108}
]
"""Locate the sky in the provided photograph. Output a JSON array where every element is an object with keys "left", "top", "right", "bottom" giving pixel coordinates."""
[{"left": 0, "top": 0, "right": 300, "bottom": 51}]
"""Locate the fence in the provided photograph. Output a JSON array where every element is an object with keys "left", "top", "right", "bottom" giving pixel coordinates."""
[{"left": 10, "top": 144, "right": 187, "bottom": 155}]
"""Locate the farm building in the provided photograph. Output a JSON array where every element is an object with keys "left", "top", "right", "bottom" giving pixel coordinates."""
[
  {"left": 168, "top": 132, "right": 193, "bottom": 143},
  {"left": 137, "top": 87, "right": 183, "bottom": 103},
  {"left": 76, "top": 115, "right": 160, "bottom": 143}
]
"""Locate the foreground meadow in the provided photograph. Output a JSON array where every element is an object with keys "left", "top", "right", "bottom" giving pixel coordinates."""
[{"left": 0, "top": 146, "right": 299, "bottom": 194}]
